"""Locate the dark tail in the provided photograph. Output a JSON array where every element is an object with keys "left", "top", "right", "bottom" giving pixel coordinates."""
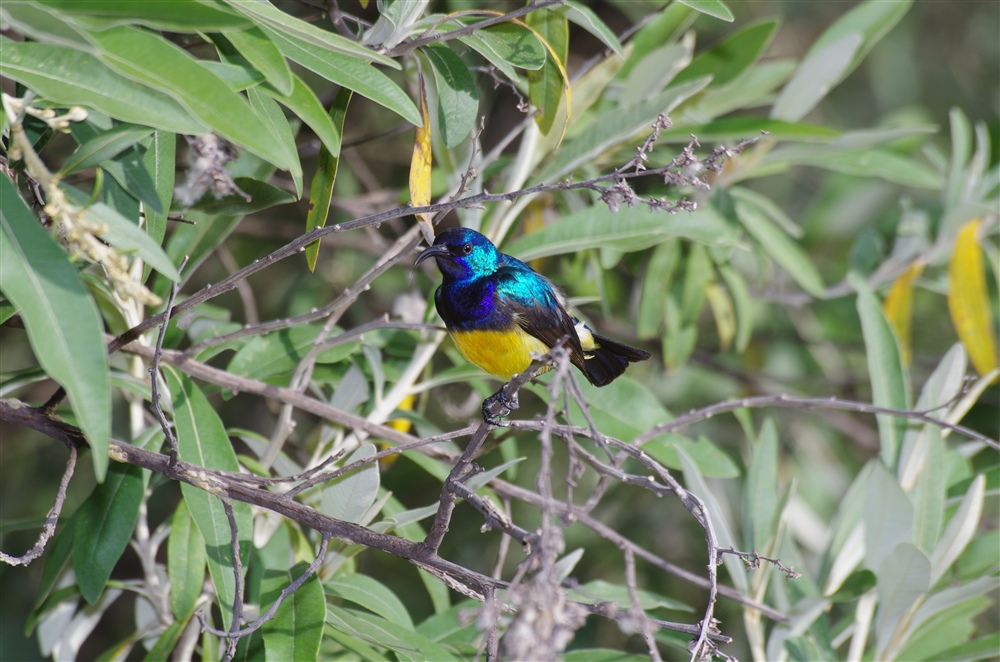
[{"left": 581, "top": 332, "right": 651, "bottom": 387}]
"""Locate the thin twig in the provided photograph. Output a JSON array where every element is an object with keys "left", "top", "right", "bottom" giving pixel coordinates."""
[{"left": 149, "top": 256, "right": 188, "bottom": 466}]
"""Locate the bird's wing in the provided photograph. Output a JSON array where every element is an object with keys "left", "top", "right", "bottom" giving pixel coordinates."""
[{"left": 492, "top": 266, "right": 586, "bottom": 366}]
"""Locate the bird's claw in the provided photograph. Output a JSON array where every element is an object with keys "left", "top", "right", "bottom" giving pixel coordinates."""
[{"left": 482, "top": 387, "right": 519, "bottom": 427}]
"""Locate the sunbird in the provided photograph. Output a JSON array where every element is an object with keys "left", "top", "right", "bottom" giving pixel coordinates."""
[{"left": 415, "top": 227, "right": 651, "bottom": 426}]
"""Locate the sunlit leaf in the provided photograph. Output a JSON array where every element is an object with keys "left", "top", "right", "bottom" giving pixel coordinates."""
[
  {"left": 884, "top": 261, "right": 925, "bottom": 365},
  {"left": 526, "top": 8, "right": 569, "bottom": 137},
  {"left": 947, "top": 219, "right": 998, "bottom": 376},
  {"left": 409, "top": 73, "right": 435, "bottom": 245},
  {"left": 676, "top": 0, "right": 734, "bottom": 22},
  {"left": 421, "top": 43, "right": 479, "bottom": 148},
  {"left": 260, "top": 562, "right": 325, "bottom": 661}
]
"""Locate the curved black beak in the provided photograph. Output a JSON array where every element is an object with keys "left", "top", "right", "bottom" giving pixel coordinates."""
[{"left": 414, "top": 244, "right": 450, "bottom": 267}]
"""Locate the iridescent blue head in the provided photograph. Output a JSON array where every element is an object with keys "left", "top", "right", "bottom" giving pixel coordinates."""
[{"left": 414, "top": 228, "right": 500, "bottom": 281}]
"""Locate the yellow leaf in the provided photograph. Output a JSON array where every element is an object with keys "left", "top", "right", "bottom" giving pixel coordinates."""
[
  {"left": 883, "top": 260, "right": 925, "bottom": 365},
  {"left": 947, "top": 219, "right": 998, "bottom": 376},
  {"left": 380, "top": 393, "right": 416, "bottom": 469},
  {"left": 705, "top": 282, "right": 736, "bottom": 352},
  {"left": 410, "top": 71, "right": 435, "bottom": 246}
]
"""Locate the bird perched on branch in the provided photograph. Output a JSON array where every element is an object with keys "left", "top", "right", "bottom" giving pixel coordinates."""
[{"left": 415, "top": 227, "right": 651, "bottom": 426}]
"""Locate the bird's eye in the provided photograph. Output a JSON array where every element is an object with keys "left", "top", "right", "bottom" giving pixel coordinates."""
[{"left": 461, "top": 243, "right": 473, "bottom": 255}]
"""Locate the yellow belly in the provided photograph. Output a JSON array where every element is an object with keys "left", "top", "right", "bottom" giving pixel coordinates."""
[{"left": 450, "top": 327, "right": 550, "bottom": 380}]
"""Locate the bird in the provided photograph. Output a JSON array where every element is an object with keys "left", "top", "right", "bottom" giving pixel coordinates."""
[{"left": 415, "top": 227, "right": 651, "bottom": 426}]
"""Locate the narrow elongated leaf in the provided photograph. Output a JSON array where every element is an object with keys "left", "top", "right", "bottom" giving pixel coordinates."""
[
  {"left": 266, "top": 28, "right": 420, "bottom": 126},
  {"left": 771, "top": 33, "right": 863, "bottom": 122},
  {"left": 246, "top": 87, "right": 302, "bottom": 197},
  {"left": 674, "top": 19, "right": 779, "bottom": 87},
  {"left": 676, "top": 0, "right": 733, "bottom": 22},
  {"left": 851, "top": 273, "right": 910, "bottom": 467},
  {"left": 73, "top": 460, "right": 144, "bottom": 603},
  {"left": 168, "top": 498, "right": 207, "bottom": 620},
  {"left": 717, "top": 264, "right": 752, "bottom": 352},
  {"left": 884, "top": 261, "right": 925, "bottom": 365},
  {"left": 734, "top": 198, "right": 825, "bottom": 297},
  {"left": 637, "top": 241, "right": 680, "bottom": 340},
  {"left": 305, "top": 88, "right": 352, "bottom": 271},
  {"left": 327, "top": 574, "right": 414, "bottom": 628},
  {"left": 326, "top": 605, "right": 457, "bottom": 660},
  {"left": 562, "top": 2, "right": 623, "bottom": 58},
  {"left": 0, "top": 2, "right": 94, "bottom": 50},
  {"left": 224, "top": 26, "right": 293, "bottom": 95},
  {"left": 226, "top": 0, "right": 398, "bottom": 68},
  {"left": 409, "top": 73, "right": 435, "bottom": 246},
  {"left": 1, "top": 40, "right": 205, "bottom": 134},
  {"left": 875, "top": 542, "right": 930, "bottom": 657},
  {"left": 321, "top": 444, "right": 379, "bottom": 523},
  {"left": 262, "top": 74, "right": 344, "bottom": 160},
  {"left": 930, "top": 474, "right": 985, "bottom": 584},
  {"left": 421, "top": 43, "right": 479, "bottom": 148},
  {"left": 744, "top": 418, "right": 780, "bottom": 552},
  {"left": 457, "top": 22, "right": 545, "bottom": 82},
  {"left": 61, "top": 124, "right": 153, "bottom": 175},
  {"left": 226, "top": 325, "right": 357, "bottom": 383},
  {"left": 0, "top": 176, "right": 110, "bottom": 480},
  {"left": 261, "top": 563, "right": 325, "bottom": 662},
  {"left": 37, "top": 0, "right": 251, "bottom": 31},
  {"left": 165, "top": 367, "right": 252, "bottom": 629},
  {"left": 526, "top": 7, "right": 569, "bottom": 136},
  {"left": 505, "top": 203, "right": 737, "bottom": 260},
  {"left": 812, "top": 0, "right": 912, "bottom": 83},
  {"left": 947, "top": 219, "right": 998, "bottom": 376},
  {"left": 87, "top": 26, "right": 291, "bottom": 169}
]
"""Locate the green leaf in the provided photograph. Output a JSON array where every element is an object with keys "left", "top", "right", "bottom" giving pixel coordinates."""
[
  {"left": 929, "top": 474, "right": 985, "bottom": 585},
  {"left": 142, "top": 618, "right": 190, "bottom": 662},
  {"left": 680, "top": 243, "right": 711, "bottom": 324},
  {"left": 225, "top": 0, "right": 399, "bottom": 69},
  {"left": 176, "top": 177, "right": 295, "bottom": 215},
  {"left": 265, "top": 28, "right": 420, "bottom": 126},
  {"left": 563, "top": 376, "right": 671, "bottom": 443},
  {"left": 224, "top": 26, "right": 294, "bottom": 96},
  {"left": 61, "top": 123, "right": 153, "bottom": 175},
  {"left": 562, "top": 2, "right": 623, "bottom": 58},
  {"left": 61, "top": 186, "right": 180, "bottom": 282},
  {"left": 86, "top": 26, "right": 291, "bottom": 169},
  {"left": 326, "top": 606, "right": 458, "bottom": 661},
  {"left": 0, "top": 176, "right": 110, "bottom": 481},
  {"left": 674, "top": 19, "right": 779, "bottom": 87},
  {"left": 536, "top": 77, "right": 711, "bottom": 183},
  {"left": 619, "top": 42, "right": 692, "bottom": 107},
  {"left": 305, "top": 87, "right": 351, "bottom": 271},
  {"left": 0, "top": 2, "right": 94, "bottom": 50},
  {"left": 507, "top": 204, "right": 736, "bottom": 262},
  {"left": 771, "top": 32, "right": 863, "bottom": 122},
  {"left": 0, "top": 40, "right": 206, "bottom": 134},
  {"left": 140, "top": 132, "right": 175, "bottom": 256},
  {"left": 800, "top": 148, "right": 941, "bottom": 188},
  {"left": 168, "top": 498, "right": 207, "bottom": 620},
  {"left": 675, "top": 0, "right": 734, "bottom": 22},
  {"left": 246, "top": 86, "right": 302, "bottom": 197},
  {"left": 637, "top": 241, "right": 680, "bottom": 340},
  {"left": 421, "top": 43, "right": 479, "bottom": 148},
  {"left": 744, "top": 418, "right": 780, "bottom": 552},
  {"left": 619, "top": 3, "right": 696, "bottom": 78},
  {"left": 716, "top": 264, "right": 752, "bottom": 352},
  {"left": 864, "top": 463, "right": 914, "bottom": 570},
  {"left": 811, "top": 0, "right": 912, "bottom": 84},
  {"left": 850, "top": 273, "right": 910, "bottom": 467},
  {"left": 643, "top": 435, "right": 739, "bottom": 479},
  {"left": 457, "top": 22, "right": 545, "bottom": 82},
  {"left": 326, "top": 573, "right": 414, "bottom": 628},
  {"left": 261, "top": 562, "right": 325, "bottom": 662},
  {"left": 262, "top": 74, "right": 345, "bottom": 160},
  {"left": 73, "top": 456, "right": 147, "bottom": 603},
  {"left": 734, "top": 197, "right": 825, "bottom": 297},
  {"left": 875, "top": 542, "right": 931, "bottom": 657},
  {"left": 321, "top": 444, "right": 380, "bottom": 524},
  {"left": 165, "top": 367, "right": 253, "bottom": 629},
  {"left": 669, "top": 117, "right": 838, "bottom": 145},
  {"left": 227, "top": 325, "right": 359, "bottom": 384},
  {"left": 37, "top": 0, "right": 251, "bottom": 31},
  {"left": 526, "top": 7, "right": 568, "bottom": 136}
]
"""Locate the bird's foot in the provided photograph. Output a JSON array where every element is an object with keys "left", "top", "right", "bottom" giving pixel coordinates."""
[{"left": 481, "top": 386, "right": 519, "bottom": 427}]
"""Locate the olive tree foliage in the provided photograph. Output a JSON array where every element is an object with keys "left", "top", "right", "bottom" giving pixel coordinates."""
[{"left": 0, "top": 1, "right": 997, "bottom": 660}]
